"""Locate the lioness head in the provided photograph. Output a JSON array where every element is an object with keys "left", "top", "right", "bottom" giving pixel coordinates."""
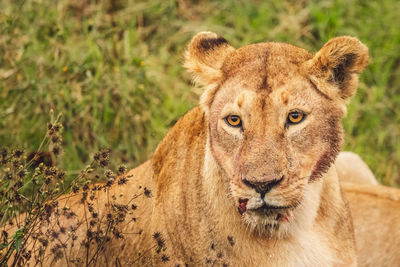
[{"left": 185, "top": 32, "right": 368, "bottom": 235}]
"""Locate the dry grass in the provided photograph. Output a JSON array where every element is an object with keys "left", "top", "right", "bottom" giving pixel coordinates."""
[{"left": 0, "top": 0, "right": 399, "bottom": 184}]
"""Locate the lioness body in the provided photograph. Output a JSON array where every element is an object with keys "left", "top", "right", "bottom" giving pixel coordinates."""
[
  {"left": 336, "top": 154, "right": 400, "bottom": 266},
  {"left": 6, "top": 33, "right": 372, "bottom": 266},
  {"left": 343, "top": 182, "right": 400, "bottom": 266}
]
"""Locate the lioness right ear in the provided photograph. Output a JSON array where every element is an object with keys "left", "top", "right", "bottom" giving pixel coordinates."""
[
  {"left": 184, "top": 32, "right": 235, "bottom": 87},
  {"left": 303, "top": 36, "right": 369, "bottom": 101}
]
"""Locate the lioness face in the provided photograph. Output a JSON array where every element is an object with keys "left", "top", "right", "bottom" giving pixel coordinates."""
[
  {"left": 185, "top": 32, "right": 368, "bottom": 235},
  {"left": 209, "top": 62, "right": 343, "bottom": 232}
]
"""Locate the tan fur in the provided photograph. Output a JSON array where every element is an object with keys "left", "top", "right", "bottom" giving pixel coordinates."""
[
  {"left": 337, "top": 154, "right": 400, "bottom": 266},
  {"left": 343, "top": 182, "right": 400, "bottom": 266},
  {"left": 302, "top": 36, "right": 369, "bottom": 101},
  {"left": 7, "top": 33, "right": 370, "bottom": 266},
  {"left": 336, "top": 151, "right": 378, "bottom": 185}
]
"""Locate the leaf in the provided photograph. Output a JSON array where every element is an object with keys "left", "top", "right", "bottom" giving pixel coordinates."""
[
  {"left": 11, "top": 228, "right": 25, "bottom": 251},
  {"left": 0, "top": 230, "right": 9, "bottom": 249}
]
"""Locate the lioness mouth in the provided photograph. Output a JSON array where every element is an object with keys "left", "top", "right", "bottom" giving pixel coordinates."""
[
  {"left": 253, "top": 203, "right": 292, "bottom": 211},
  {"left": 238, "top": 199, "right": 294, "bottom": 222},
  {"left": 252, "top": 204, "right": 294, "bottom": 222}
]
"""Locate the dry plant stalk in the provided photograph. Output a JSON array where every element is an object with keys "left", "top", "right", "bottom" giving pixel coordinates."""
[{"left": 0, "top": 113, "right": 157, "bottom": 266}]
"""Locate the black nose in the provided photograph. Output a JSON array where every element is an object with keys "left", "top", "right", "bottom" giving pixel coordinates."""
[{"left": 242, "top": 176, "right": 284, "bottom": 198}]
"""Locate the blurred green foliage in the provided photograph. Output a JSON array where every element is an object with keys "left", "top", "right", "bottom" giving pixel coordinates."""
[{"left": 0, "top": 0, "right": 399, "bottom": 185}]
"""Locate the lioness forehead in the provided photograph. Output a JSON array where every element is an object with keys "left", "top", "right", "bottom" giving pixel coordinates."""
[{"left": 221, "top": 43, "right": 313, "bottom": 92}]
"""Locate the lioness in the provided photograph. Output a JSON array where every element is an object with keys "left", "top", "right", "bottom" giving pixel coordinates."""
[{"left": 6, "top": 32, "right": 370, "bottom": 266}]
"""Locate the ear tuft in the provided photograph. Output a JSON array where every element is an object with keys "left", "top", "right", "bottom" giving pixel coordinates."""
[
  {"left": 184, "top": 32, "right": 235, "bottom": 87},
  {"left": 304, "top": 36, "right": 369, "bottom": 100}
]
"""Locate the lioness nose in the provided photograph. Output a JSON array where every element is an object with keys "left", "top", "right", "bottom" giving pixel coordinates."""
[{"left": 242, "top": 176, "right": 284, "bottom": 198}]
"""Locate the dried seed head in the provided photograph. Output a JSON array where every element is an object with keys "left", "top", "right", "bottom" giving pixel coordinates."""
[
  {"left": 52, "top": 146, "right": 61, "bottom": 156},
  {"left": 1, "top": 148, "right": 7, "bottom": 157},
  {"left": 153, "top": 232, "right": 161, "bottom": 239},
  {"left": 105, "top": 170, "right": 115, "bottom": 179},
  {"left": 118, "top": 176, "right": 128, "bottom": 185},
  {"left": 72, "top": 185, "right": 79, "bottom": 193},
  {"left": 17, "top": 170, "right": 26, "bottom": 179},
  {"left": 57, "top": 170, "right": 65, "bottom": 179},
  {"left": 157, "top": 238, "right": 165, "bottom": 248},
  {"left": 13, "top": 149, "right": 24, "bottom": 158},
  {"left": 106, "top": 177, "right": 115, "bottom": 187},
  {"left": 227, "top": 236, "right": 235, "bottom": 246},
  {"left": 117, "top": 165, "right": 127, "bottom": 175},
  {"left": 100, "top": 159, "right": 109, "bottom": 167},
  {"left": 144, "top": 187, "right": 152, "bottom": 197},
  {"left": 51, "top": 135, "right": 60, "bottom": 143},
  {"left": 94, "top": 148, "right": 111, "bottom": 167},
  {"left": 53, "top": 123, "right": 62, "bottom": 132},
  {"left": 161, "top": 254, "right": 170, "bottom": 262}
]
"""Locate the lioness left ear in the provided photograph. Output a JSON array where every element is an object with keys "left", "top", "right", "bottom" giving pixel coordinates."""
[{"left": 303, "top": 36, "right": 369, "bottom": 100}]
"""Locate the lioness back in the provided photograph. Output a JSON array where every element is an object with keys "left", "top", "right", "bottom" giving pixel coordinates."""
[
  {"left": 343, "top": 182, "right": 400, "bottom": 266},
  {"left": 336, "top": 151, "right": 378, "bottom": 185}
]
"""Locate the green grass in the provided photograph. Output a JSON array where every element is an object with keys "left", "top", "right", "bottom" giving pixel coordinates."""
[{"left": 0, "top": 0, "right": 399, "bottom": 185}]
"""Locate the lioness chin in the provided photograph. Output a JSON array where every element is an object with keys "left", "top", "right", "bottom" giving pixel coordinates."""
[{"left": 6, "top": 33, "right": 370, "bottom": 266}]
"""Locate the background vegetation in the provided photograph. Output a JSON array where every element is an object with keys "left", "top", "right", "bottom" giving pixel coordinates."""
[{"left": 0, "top": 0, "right": 399, "bottom": 185}]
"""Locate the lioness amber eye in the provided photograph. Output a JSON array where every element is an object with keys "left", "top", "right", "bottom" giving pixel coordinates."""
[
  {"left": 225, "top": 115, "right": 242, "bottom": 128},
  {"left": 287, "top": 111, "right": 305, "bottom": 124}
]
